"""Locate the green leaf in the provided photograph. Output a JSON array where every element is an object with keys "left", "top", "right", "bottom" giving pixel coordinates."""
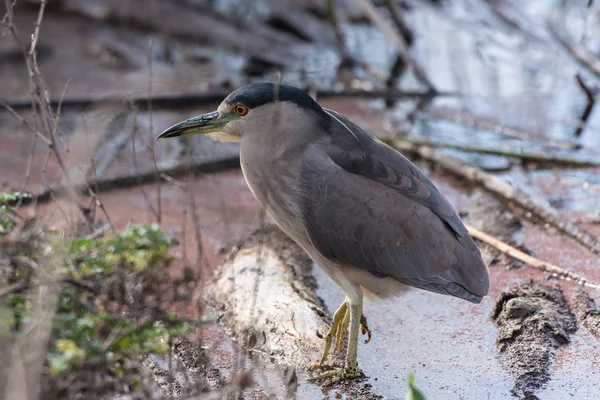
[
  {"left": 406, "top": 373, "right": 427, "bottom": 400},
  {"left": 0, "top": 192, "right": 32, "bottom": 204}
]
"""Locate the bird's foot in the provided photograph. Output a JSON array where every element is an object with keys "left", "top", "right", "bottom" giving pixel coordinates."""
[
  {"left": 308, "top": 361, "right": 325, "bottom": 371},
  {"left": 333, "top": 309, "right": 372, "bottom": 350},
  {"left": 307, "top": 365, "right": 364, "bottom": 387},
  {"left": 360, "top": 314, "right": 372, "bottom": 344}
]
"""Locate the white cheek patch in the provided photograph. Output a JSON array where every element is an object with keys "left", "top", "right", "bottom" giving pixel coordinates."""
[{"left": 205, "top": 132, "right": 241, "bottom": 143}]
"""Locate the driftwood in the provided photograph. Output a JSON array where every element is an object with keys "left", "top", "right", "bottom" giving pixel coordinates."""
[
  {"left": 391, "top": 140, "right": 600, "bottom": 254},
  {"left": 205, "top": 227, "right": 330, "bottom": 366}
]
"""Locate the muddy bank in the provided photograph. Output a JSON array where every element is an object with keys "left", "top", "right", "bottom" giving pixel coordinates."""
[{"left": 492, "top": 281, "right": 578, "bottom": 399}]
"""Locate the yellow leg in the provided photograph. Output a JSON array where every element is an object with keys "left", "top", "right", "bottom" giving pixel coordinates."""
[
  {"left": 308, "top": 287, "right": 365, "bottom": 386},
  {"left": 333, "top": 302, "right": 372, "bottom": 352},
  {"left": 309, "top": 299, "right": 348, "bottom": 369},
  {"left": 334, "top": 305, "right": 350, "bottom": 352}
]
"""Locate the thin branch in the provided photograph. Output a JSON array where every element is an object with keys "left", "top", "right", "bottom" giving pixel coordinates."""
[
  {"left": 0, "top": 100, "right": 51, "bottom": 146},
  {"left": 3, "top": 0, "right": 89, "bottom": 219},
  {"left": 382, "top": 0, "right": 413, "bottom": 107},
  {"left": 1, "top": 88, "right": 452, "bottom": 113},
  {"left": 549, "top": 22, "right": 600, "bottom": 79},
  {"left": 325, "top": 0, "right": 387, "bottom": 84},
  {"left": 391, "top": 140, "right": 600, "bottom": 254},
  {"left": 14, "top": 131, "right": 38, "bottom": 209},
  {"left": 131, "top": 110, "right": 160, "bottom": 221},
  {"left": 467, "top": 225, "right": 600, "bottom": 290},
  {"left": 383, "top": 0, "right": 413, "bottom": 45},
  {"left": 146, "top": 37, "right": 162, "bottom": 224},
  {"left": 352, "top": 0, "right": 435, "bottom": 91},
  {"left": 574, "top": 73, "right": 596, "bottom": 137},
  {"left": 85, "top": 124, "right": 117, "bottom": 235},
  {"left": 380, "top": 136, "right": 600, "bottom": 167}
]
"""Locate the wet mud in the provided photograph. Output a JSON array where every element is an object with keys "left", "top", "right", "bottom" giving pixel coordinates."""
[
  {"left": 573, "top": 288, "right": 600, "bottom": 342},
  {"left": 492, "top": 281, "right": 578, "bottom": 399}
]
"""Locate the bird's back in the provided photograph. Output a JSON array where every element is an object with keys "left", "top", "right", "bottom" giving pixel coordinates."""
[{"left": 299, "top": 109, "right": 489, "bottom": 303}]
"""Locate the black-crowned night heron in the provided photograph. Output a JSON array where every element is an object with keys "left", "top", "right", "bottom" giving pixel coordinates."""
[{"left": 158, "top": 83, "right": 489, "bottom": 386}]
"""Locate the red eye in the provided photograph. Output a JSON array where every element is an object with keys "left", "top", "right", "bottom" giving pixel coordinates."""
[{"left": 234, "top": 105, "right": 248, "bottom": 116}]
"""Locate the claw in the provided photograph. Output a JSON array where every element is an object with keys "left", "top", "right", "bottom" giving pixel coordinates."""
[{"left": 308, "top": 363, "right": 321, "bottom": 371}]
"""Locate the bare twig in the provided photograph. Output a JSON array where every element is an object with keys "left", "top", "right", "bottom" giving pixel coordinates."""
[
  {"left": 3, "top": 0, "right": 90, "bottom": 220},
  {"left": 382, "top": 0, "right": 413, "bottom": 107},
  {"left": 487, "top": 0, "right": 545, "bottom": 42},
  {"left": 188, "top": 180, "right": 205, "bottom": 279},
  {"left": 574, "top": 74, "right": 596, "bottom": 137},
  {"left": 549, "top": 22, "right": 600, "bottom": 79},
  {"left": 85, "top": 120, "right": 117, "bottom": 235},
  {"left": 467, "top": 225, "right": 600, "bottom": 290},
  {"left": 352, "top": 0, "right": 435, "bottom": 91},
  {"left": 131, "top": 106, "right": 160, "bottom": 221},
  {"left": 383, "top": 0, "right": 413, "bottom": 45},
  {"left": 380, "top": 135, "right": 600, "bottom": 167},
  {"left": 325, "top": 0, "right": 387, "bottom": 84},
  {"left": 0, "top": 100, "right": 51, "bottom": 146},
  {"left": 391, "top": 140, "right": 600, "bottom": 254},
  {"left": 146, "top": 37, "right": 162, "bottom": 224},
  {"left": 14, "top": 131, "right": 37, "bottom": 209}
]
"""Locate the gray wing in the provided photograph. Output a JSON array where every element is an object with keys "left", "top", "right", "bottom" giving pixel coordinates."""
[{"left": 301, "top": 110, "right": 489, "bottom": 303}]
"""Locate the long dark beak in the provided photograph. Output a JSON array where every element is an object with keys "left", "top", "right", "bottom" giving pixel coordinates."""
[{"left": 157, "top": 111, "right": 234, "bottom": 139}]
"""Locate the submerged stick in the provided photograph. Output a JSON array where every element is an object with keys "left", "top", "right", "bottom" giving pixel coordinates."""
[
  {"left": 391, "top": 140, "right": 600, "bottom": 254},
  {"left": 380, "top": 136, "right": 600, "bottom": 167},
  {"left": 9, "top": 157, "right": 241, "bottom": 206},
  {"left": 467, "top": 225, "right": 600, "bottom": 290},
  {"left": 1, "top": 88, "right": 451, "bottom": 113}
]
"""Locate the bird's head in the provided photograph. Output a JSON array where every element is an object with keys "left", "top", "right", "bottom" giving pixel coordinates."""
[{"left": 157, "top": 83, "right": 326, "bottom": 142}]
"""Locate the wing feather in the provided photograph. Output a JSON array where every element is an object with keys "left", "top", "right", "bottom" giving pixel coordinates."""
[{"left": 301, "top": 112, "right": 489, "bottom": 302}]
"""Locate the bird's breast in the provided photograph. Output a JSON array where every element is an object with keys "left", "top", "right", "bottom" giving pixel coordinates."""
[{"left": 240, "top": 145, "right": 306, "bottom": 241}]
